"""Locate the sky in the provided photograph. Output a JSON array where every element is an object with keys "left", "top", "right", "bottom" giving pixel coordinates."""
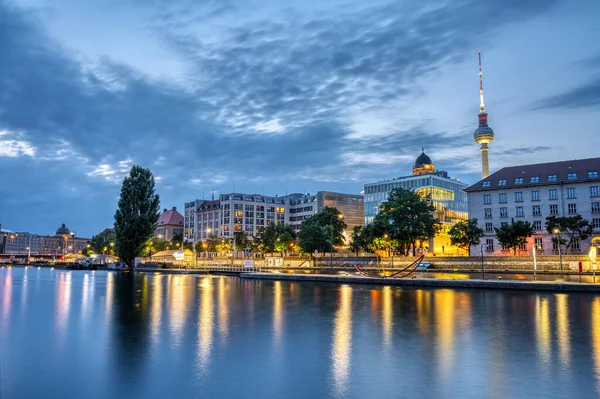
[{"left": 1, "top": 0, "right": 599, "bottom": 237}]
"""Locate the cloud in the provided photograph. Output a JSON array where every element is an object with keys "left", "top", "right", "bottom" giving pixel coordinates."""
[{"left": 0, "top": 130, "right": 36, "bottom": 157}]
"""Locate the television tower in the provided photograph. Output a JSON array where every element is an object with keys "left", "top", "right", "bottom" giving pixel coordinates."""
[{"left": 473, "top": 51, "right": 494, "bottom": 179}]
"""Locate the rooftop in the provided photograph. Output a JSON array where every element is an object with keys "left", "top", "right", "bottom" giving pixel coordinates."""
[
  {"left": 158, "top": 207, "right": 184, "bottom": 226},
  {"left": 466, "top": 157, "right": 600, "bottom": 192}
]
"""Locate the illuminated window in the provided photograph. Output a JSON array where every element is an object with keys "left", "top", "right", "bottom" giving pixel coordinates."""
[
  {"left": 535, "top": 238, "right": 543, "bottom": 250},
  {"left": 234, "top": 210, "right": 243, "bottom": 217}
]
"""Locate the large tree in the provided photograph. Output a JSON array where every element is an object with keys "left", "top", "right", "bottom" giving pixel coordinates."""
[
  {"left": 114, "top": 166, "right": 161, "bottom": 268},
  {"left": 349, "top": 225, "right": 367, "bottom": 256},
  {"left": 297, "top": 223, "right": 330, "bottom": 254},
  {"left": 253, "top": 223, "right": 297, "bottom": 254},
  {"left": 545, "top": 215, "right": 594, "bottom": 254},
  {"left": 233, "top": 231, "right": 252, "bottom": 252},
  {"left": 377, "top": 188, "right": 440, "bottom": 254},
  {"left": 448, "top": 218, "right": 485, "bottom": 256},
  {"left": 494, "top": 218, "right": 535, "bottom": 255}
]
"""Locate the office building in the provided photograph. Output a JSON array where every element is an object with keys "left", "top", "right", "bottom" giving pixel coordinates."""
[{"left": 466, "top": 158, "right": 600, "bottom": 255}]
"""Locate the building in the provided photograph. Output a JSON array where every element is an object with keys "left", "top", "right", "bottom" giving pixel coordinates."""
[
  {"left": 184, "top": 190, "right": 364, "bottom": 245},
  {"left": 2, "top": 223, "right": 91, "bottom": 255},
  {"left": 155, "top": 207, "right": 184, "bottom": 241},
  {"left": 287, "top": 191, "right": 364, "bottom": 239},
  {"left": 465, "top": 158, "right": 600, "bottom": 256},
  {"left": 2, "top": 232, "right": 42, "bottom": 255},
  {"left": 474, "top": 51, "right": 495, "bottom": 179},
  {"left": 364, "top": 150, "right": 469, "bottom": 254}
]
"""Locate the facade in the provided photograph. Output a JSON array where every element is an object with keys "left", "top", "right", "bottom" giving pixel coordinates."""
[
  {"left": 155, "top": 207, "right": 184, "bottom": 241},
  {"left": 466, "top": 158, "right": 600, "bottom": 256},
  {"left": 2, "top": 223, "right": 90, "bottom": 255},
  {"left": 364, "top": 151, "right": 469, "bottom": 254},
  {"left": 184, "top": 190, "right": 364, "bottom": 245}
]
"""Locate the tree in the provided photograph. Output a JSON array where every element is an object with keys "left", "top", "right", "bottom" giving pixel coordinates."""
[
  {"left": 204, "top": 233, "right": 222, "bottom": 252},
  {"left": 377, "top": 188, "right": 440, "bottom": 254},
  {"left": 233, "top": 231, "right": 252, "bottom": 252},
  {"left": 349, "top": 226, "right": 367, "bottom": 256},
  {"left": 546, "top": 215, "right": 594, "bottom": 254},
  {"left": 114, "top": 166, "right": 161, "bottom": 268},
  {"left": 307, "top": 207, "right": 347, "bottom": 246},
  {"left": 494, "top": 218, "right": 535, "bottom": 255},
  {"left": 89, "top": 230, "right": 117, "bottom": 254},
  {"left": 216, "top": 238, "right": 232, "bottom": 253},
  {"left": 448, "top": 218, "right": 485, "bottom": 256},
  {"left": 297, "top": 223, "right": 330, "bottom": 254},
  {"left": 253, "top": 223, "right": 297, "bottom": 254},
  {"left": 274, "top": 230, "right": 297, "bottom": 255}
]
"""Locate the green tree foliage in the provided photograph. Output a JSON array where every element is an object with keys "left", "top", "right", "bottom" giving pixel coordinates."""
[
  {"left": 448, "top": 218, "right": 485, "bottom": 256},
  {"left": 204, "top": 234, "right": 222, "bottom": 252},
  {"left": 377, "top": 188, "right": 440, "bottom": 253},
  {"left": 297, "top": 223, "right": 330, "bottom": 254},
  {"left": 88, "top": 230, "right": 117, "bottom": 254},
  {"left": 253, "top": 223, "right": 297, "bottom": 254},
  {"left": 494, "top": 218, "right": 535, "bottom": 255},
  {"left": 216, "top": 237, "right": 232, "bottom": 253},
  {"left": 233, "top": 231, "right": 252, "bottom": 252},
  {"left": 545, "top": 215, "right": 594, "bottom": 254},
  {"left": 114, "top": 166, "right": 160, "bottom": 267},
  {"left": 349, "top": 226, "right": 367, "bottom": 255}
]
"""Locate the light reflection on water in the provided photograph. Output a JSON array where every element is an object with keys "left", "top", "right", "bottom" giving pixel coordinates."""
[{"left": 1, "top": 266, "right": 600, "bottom": 399}]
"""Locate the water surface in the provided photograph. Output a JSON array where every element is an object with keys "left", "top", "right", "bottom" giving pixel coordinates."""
[{"left": 1, "top": 266, "right": 600, "bottom": 398}]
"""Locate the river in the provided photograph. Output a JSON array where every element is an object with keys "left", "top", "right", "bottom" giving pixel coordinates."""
[{"left": 1, "top": 266, "right": 600, "bottom": 398}]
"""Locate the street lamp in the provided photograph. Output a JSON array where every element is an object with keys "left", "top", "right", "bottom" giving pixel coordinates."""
[
  {"left": 553, "top": 228, "right": 563, "bottom": 271},
  {"left": 330, "top": 213, "right": 344, "bottom": 274}
]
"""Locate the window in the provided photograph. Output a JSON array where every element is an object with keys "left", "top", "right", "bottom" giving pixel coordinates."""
[
  {"left": 255, "top": 197, "right": 264, "bottom": 203},
  {"left": 535, "top": 238, "right": 543, "bottom": 250},
  {"left": 500, "top": 207, "right": 508, "bottom": 218},
  {"left": 532, "top": 205, "right": 541, "bottom": 216},
  {"left": 531, "top": 191, "right": 540, "bottom": 201},
  {"left": 485, "top": 222, "right": 493, "bottom": 232},
  {"left": 518, "top": 243, "right": 527, "bottom": 250},
  {"left": 550, "top": 204, "right": 559, "bottom": 215},
  {"left": 548, "top": 175, "right": 557, "bottom": 182},
  {"left": 568, "top": 203, "right": 577, "bottom": 214},
  {"left": 530, "top": 176, "right": 540, "bottom": 183},
  {"left": 245, "top": 205, "right": 254, "bottom": 211},
  {"left": 499, "top": 193, "right": 507, "bottom": 203},
  {"left": 515, "top": 178, "right": 524, "bottom": 185},
  {"left": 482, "top": 181, "right": 491, "bottom": 188},
  {"left": 533, "top": 220, "right": 542, "bottom": 231},
  {"left": 234, "top": 204, "right": 243, "bottom": 210},
  {"left": 515, "top": 192, "right": 523, "bottom": 202},
  {"left": 245, "top": 225, "right": 253, "bottom": 232},
  {"left": 516, "top": 206, "right": 524, "bottom": 217},
  {"left": 589, "top": 171, "right": 599, "bottom": 178},
  {"left": 245, "top": 196, "right": 254, "bottom": 202},
  {"left": 234, "top": 217, "right": 243, "bottom": 224},
  {"left": 245, "top": 211, "right": 254, "bottom": 218},
  {"left": 592, "top": 202, "right": 600, "bottom": 213},
  {"left": 552, "top": 241, "right": 559, "bottom": 251},
  {"left": 234, "top": 210, "right": 243, "bottom": 217},
  {"left": 549, "top": 189, "right": 558, "bottom": 200},
  {"left": 568, "top": 173, "right": 577, "bottom": 180},
  {"left": 484, "top": 208, "right": 492, "bottom": 218},
  {"left": 591, "top": 186, "right": 599, "bottom": 197},
  {"left": 593, "top": 219, "right": 600, "bottom": 229},
  {"left": 245, "top": 218, "right": 254, "bottom": 225},
  {"left": 483, "top": 194, "right": 491, "bottom": 204},
  {"left": 572, "top": 238, "right": 581, "bottom": 251},
  {"left": 567, "top": 188, "right": 576, "bottom": 199},
  {"left": 276, "top": 207, "right": 285, "bottom": 214},
  {"left": 486, "top": 238, "right": 494, "bottom": 251},
  {"left": 498, "top": 179, "right": 507, "bottom": 186}
]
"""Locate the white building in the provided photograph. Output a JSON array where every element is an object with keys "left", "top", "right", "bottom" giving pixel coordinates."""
[{"left": 466, "top": 158, "right": 600, "bottom": 255}]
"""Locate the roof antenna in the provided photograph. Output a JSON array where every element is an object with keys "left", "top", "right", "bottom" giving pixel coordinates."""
[
  {"left": 479, "top": 50, "right": 485, "bottom": 114},
  {"left": 212, "top": 189, "right": 214, "bottom": 201}
]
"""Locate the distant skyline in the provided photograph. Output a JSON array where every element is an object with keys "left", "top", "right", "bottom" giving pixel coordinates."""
[{"left": 1, "top": 0, "right": 600, "bottom": 237}]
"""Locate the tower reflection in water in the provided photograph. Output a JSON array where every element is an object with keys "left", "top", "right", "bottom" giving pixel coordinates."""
[{"left": 331, "top": 284, "right": 352, "bottom": 398}]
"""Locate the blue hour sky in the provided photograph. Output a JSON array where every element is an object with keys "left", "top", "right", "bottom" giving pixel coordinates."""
[{"left": 1, "top": 0, "right": 599, "bottom": 237}]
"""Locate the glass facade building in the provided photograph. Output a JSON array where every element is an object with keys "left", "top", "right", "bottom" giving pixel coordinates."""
[{"left": 364, "top": 153, "right": 469, "bottom": 254}]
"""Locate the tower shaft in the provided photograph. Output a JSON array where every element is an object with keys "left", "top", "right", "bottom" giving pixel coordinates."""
[{"left": 480, "top": 144, "right": 490, "bottom": 179}]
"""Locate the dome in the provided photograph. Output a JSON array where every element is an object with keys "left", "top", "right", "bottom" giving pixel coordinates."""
[
  {"left": 474, "top": 125, "right": 495, "bottom": 139},
  {"left": 55, "top": 223, "right": 71, "bottom": 236},
  {"left": 414, "top": 151, "right": 433, "bottom": 168}
]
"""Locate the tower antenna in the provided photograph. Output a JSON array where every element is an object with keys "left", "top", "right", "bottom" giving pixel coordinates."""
[{"left": 479, "top": 51, "right": 485, "bottom": 114}]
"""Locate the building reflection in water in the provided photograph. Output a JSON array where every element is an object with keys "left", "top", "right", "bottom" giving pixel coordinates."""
[
  {"left": 555, "top": 294, "right": 571, "bottom": 372},
  {"left": 150, "top": 274, "right": 163, "bottom": 347},
  {"left": 55, "top": 272, "right": 72, "bottom": 345},
  {"left": 1, "top": 267, "right": 12, "bottom": 328},
  {"left": 81, "top": 273, "right": 90, "bottom": 328},
  {"left": 415, "top": 289, "right": 431, "bottom": 335},
  {"left": 273, "top": 281, "right": 283, "bottom": 346},
  {"left": 331, "top": 285, "right": 352, "bottom": 398},
  {"left": 592, "top": 298, "right": 600, "bottom": 392},
  {"left": 434, "top": 289, "right": 455, "bottom": 381},
  {"left": 381, "top": 286, "right": 392, "bottom": 348},
  {"left": 218, "top": 277, "right": 229, "bottom": 345},
  {"left": 168, "top": 275, "right": 192, "bottom": 348},
  {"left": 105, "top": 272, "right": 114, "bottom": 326},
  {"left": 535, "top": 296, "right": 551, "bottom": 372},
  {"left": 196, "top": 277, "right": 214, "bottom": 377}
]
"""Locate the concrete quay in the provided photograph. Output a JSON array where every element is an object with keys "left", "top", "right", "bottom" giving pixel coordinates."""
[{"left": 240, "top": 272, "right": 600, "bottom": 293}]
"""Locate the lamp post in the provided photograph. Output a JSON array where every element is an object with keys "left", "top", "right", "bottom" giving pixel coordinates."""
[
  {"left": 553, "top": 228, "right": 563, "bottom": 271},
  {"left": 330, "top": 213, "right": 343, "bottom": 274}
]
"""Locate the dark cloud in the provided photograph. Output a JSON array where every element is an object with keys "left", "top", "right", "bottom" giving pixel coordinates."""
[{"left": 0, "top": 0, "right": 562, "bottom": 235}]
